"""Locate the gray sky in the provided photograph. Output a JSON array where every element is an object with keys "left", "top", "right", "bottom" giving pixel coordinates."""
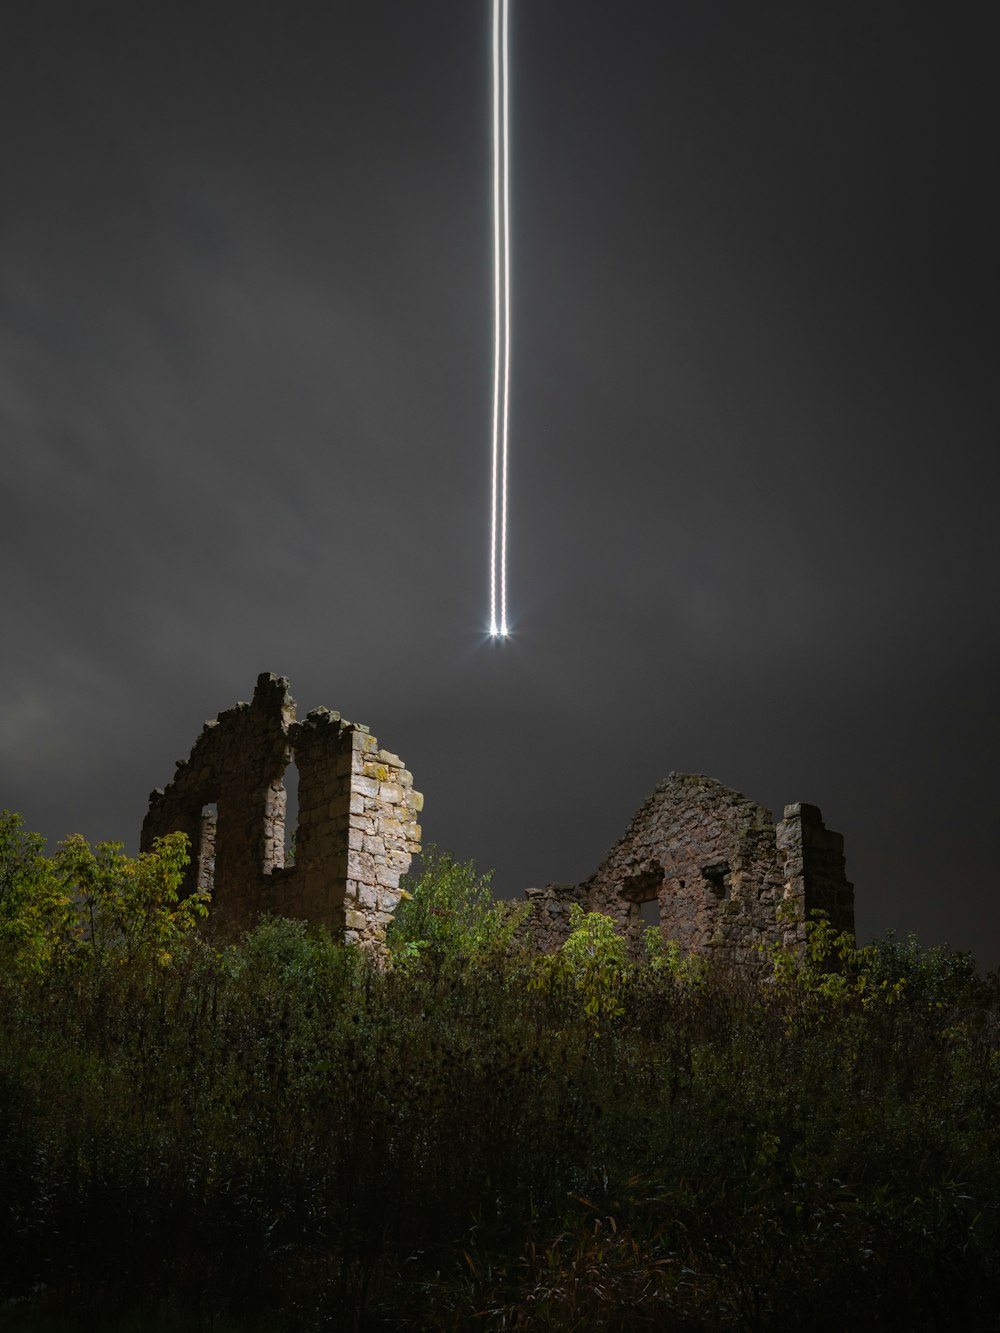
[{"left": 2, "top": 1, "right": 997, "bottom": 965}]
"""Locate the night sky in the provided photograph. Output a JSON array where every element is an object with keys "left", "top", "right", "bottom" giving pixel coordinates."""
[{"left": 2, "top": 2, "right": 997, "bottom": 966}]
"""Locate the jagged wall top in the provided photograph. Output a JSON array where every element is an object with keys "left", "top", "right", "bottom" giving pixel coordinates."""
[
  {"left": 525, "top": 771, "right": 854, "bottom": 962},
  {"left": 142, "top": 673, "right": 422, "bottom": 952}
]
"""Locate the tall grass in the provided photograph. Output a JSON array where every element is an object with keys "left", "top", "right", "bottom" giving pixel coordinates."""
[{"left": 1, "top": 918, "right": 998, "bottom": 1331}]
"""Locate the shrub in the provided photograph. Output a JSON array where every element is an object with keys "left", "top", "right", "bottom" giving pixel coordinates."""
[
  {"left": 0, "top": 810, "right": 74, "bottom": 973},
  {"left": 387, "top": 845, "right": 528, "bottom": 966},
  {"left": 55, "top": 830, "right": 205, "bottom": 968},
  {"left": 531, "top": 905, "right": 630, "bottom": 1030},
  {"left": 863, "top": 930, "right": 979, "bottom": 1011}
]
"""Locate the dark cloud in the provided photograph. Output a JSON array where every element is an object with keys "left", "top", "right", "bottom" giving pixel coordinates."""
[{"left": 2, "top": 1, "right": 997, "bottom": 965}]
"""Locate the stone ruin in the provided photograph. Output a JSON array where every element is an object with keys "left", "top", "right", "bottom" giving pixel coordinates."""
[
  {"left": 142, "top": 678, "right": 853, "bottom": 966},
  {"left": 523, "top": 773, "right": 854, "bottom": 964},
  {"left": 140, "top": 673, "right": 422, "bottom": 951}
]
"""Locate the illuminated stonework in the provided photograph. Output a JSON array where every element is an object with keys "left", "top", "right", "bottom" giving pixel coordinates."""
[
  {"left": 524, "top": 773, "right": 854, "bottom": 963},
  {"left": 140, "top": 673, "right": 422, "bottom": 953}
]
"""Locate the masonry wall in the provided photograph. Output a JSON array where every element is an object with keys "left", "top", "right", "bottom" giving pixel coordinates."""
[
  {"left": 141, "top": 673, "right": 422, "bottom": 952},
  {"left": 521, "top": 882, "right": 589, "bottom": 955},
  {"left": 143, "top": 680, "right": 851, "bottom": 966},
  {"left": 522, "top": 773, "right": 854, "bottom": 964}
]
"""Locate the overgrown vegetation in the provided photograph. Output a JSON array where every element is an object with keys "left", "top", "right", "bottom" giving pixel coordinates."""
[{"left": 1, "top": 812, "right": 998, "bottom": 1331}]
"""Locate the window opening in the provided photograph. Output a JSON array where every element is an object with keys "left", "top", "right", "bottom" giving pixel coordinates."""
[
  {"left": 621, "top": 864, "right": 664, "bottom": 939},
  {"left": 702, "top": 862, "right": 731, "bottom": 901},
  {"left": 198, "top": 803, "right": 217, "bottom": 893},
  {"left": 283, "top": 759, "right": 299, "bottom": 866},
  {"left": 639, "top": 898, "right": 661, "bottom": 928}
]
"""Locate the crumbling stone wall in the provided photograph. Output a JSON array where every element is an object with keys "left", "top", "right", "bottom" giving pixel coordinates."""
[
  {"left": 141, "top": 673, "right": 422, "bottom": 952},
  {"left": 522, "top": 882, "right": 588, "bottom": 955},
  {"left": 523, "top": 773, "right": 853, "bottom": 964}
]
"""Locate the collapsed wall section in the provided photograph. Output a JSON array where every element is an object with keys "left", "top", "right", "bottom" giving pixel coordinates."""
[
  {"left": 140, "top": 673, "right": 422, "bottom": 951},
  {"left": 521, "top": 882, "right": 588, "bottom": 955}
]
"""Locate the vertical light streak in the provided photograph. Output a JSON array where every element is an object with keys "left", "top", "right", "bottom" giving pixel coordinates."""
[
  {"left": 489, "top": 0, "right": 502, "bottom": 636},
  {"left": 489, "top": 0, "right": 510, "bottom": 638},
  {"left": 499, "top": 0, "right": 511, "bottom": 637}
]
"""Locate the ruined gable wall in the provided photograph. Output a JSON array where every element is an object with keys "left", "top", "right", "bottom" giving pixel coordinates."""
[
  {"left": 141, "top": 673, "right": 422, "bottom": 951},
  {"left": 522, "top": 773, "right": 854, "bottom": 964},
  {"left": 582, "top": 774, "right": 789, "bottom": 964}
]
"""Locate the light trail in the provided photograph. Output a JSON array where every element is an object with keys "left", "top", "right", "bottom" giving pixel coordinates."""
[{"left": 489, "top": 0, "right": 511, "bottom": 638}]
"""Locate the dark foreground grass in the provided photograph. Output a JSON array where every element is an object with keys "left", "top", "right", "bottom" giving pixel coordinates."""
[{"left": 2, "top": 919, "right": 998, "bottom": 1331}]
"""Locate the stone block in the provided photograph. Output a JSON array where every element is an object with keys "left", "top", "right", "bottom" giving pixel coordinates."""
[
  {"left": 376, "top": 864, "right": 401, "bottom": 889},
  {"left": 347, "top": 849, "right": 376, "bottom": 882}
]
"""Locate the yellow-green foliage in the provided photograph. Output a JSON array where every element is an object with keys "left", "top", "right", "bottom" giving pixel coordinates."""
[
  {"left": 57, "top": 830, "right": 206, "bottom": 967},
  {"left": 767, "top": 907, "right": 907, "bottom": 1021},
  {"left": 643, "top": 925, "right": 708, "bottom": 985},
  {"left": 0, "top": 810, "right": 74, "bottom": 972},
  {"left": 531, "top": 905, "right": 630, "bottom": 1029},
  {"left": 387, "top": 844, "right": 528, "bottom": 967},
  {"left": 0, "top": 811, "right": 204, "bottom": 973},
  {"left": 534, "top": 911, "right": 712, "bottom": 1032}
]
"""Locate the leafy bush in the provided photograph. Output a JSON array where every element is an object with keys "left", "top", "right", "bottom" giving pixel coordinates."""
[
  {"left": 0, "top": 810, "right": 73, "bottom": 972},
  {"left": 766, "top": 908, "right": 909, "bottom": 1020},
  {"left": 0, "top": 816, "right": 203, "bottom": 975},
  {"left": 863, "top": 929, "right": 979, "bottom": 1011},
  {"left": 531, "top": 904, "right": 630, "bottom": 1029},
  {"left": 644, "top": 924, "right": 708, "bottom": 985},
  {"left": 387, "top": 844, "right": 528, "bottom": 966},
  {"left": 56, "top": 831, "right": 205, "bottom": 967}
]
